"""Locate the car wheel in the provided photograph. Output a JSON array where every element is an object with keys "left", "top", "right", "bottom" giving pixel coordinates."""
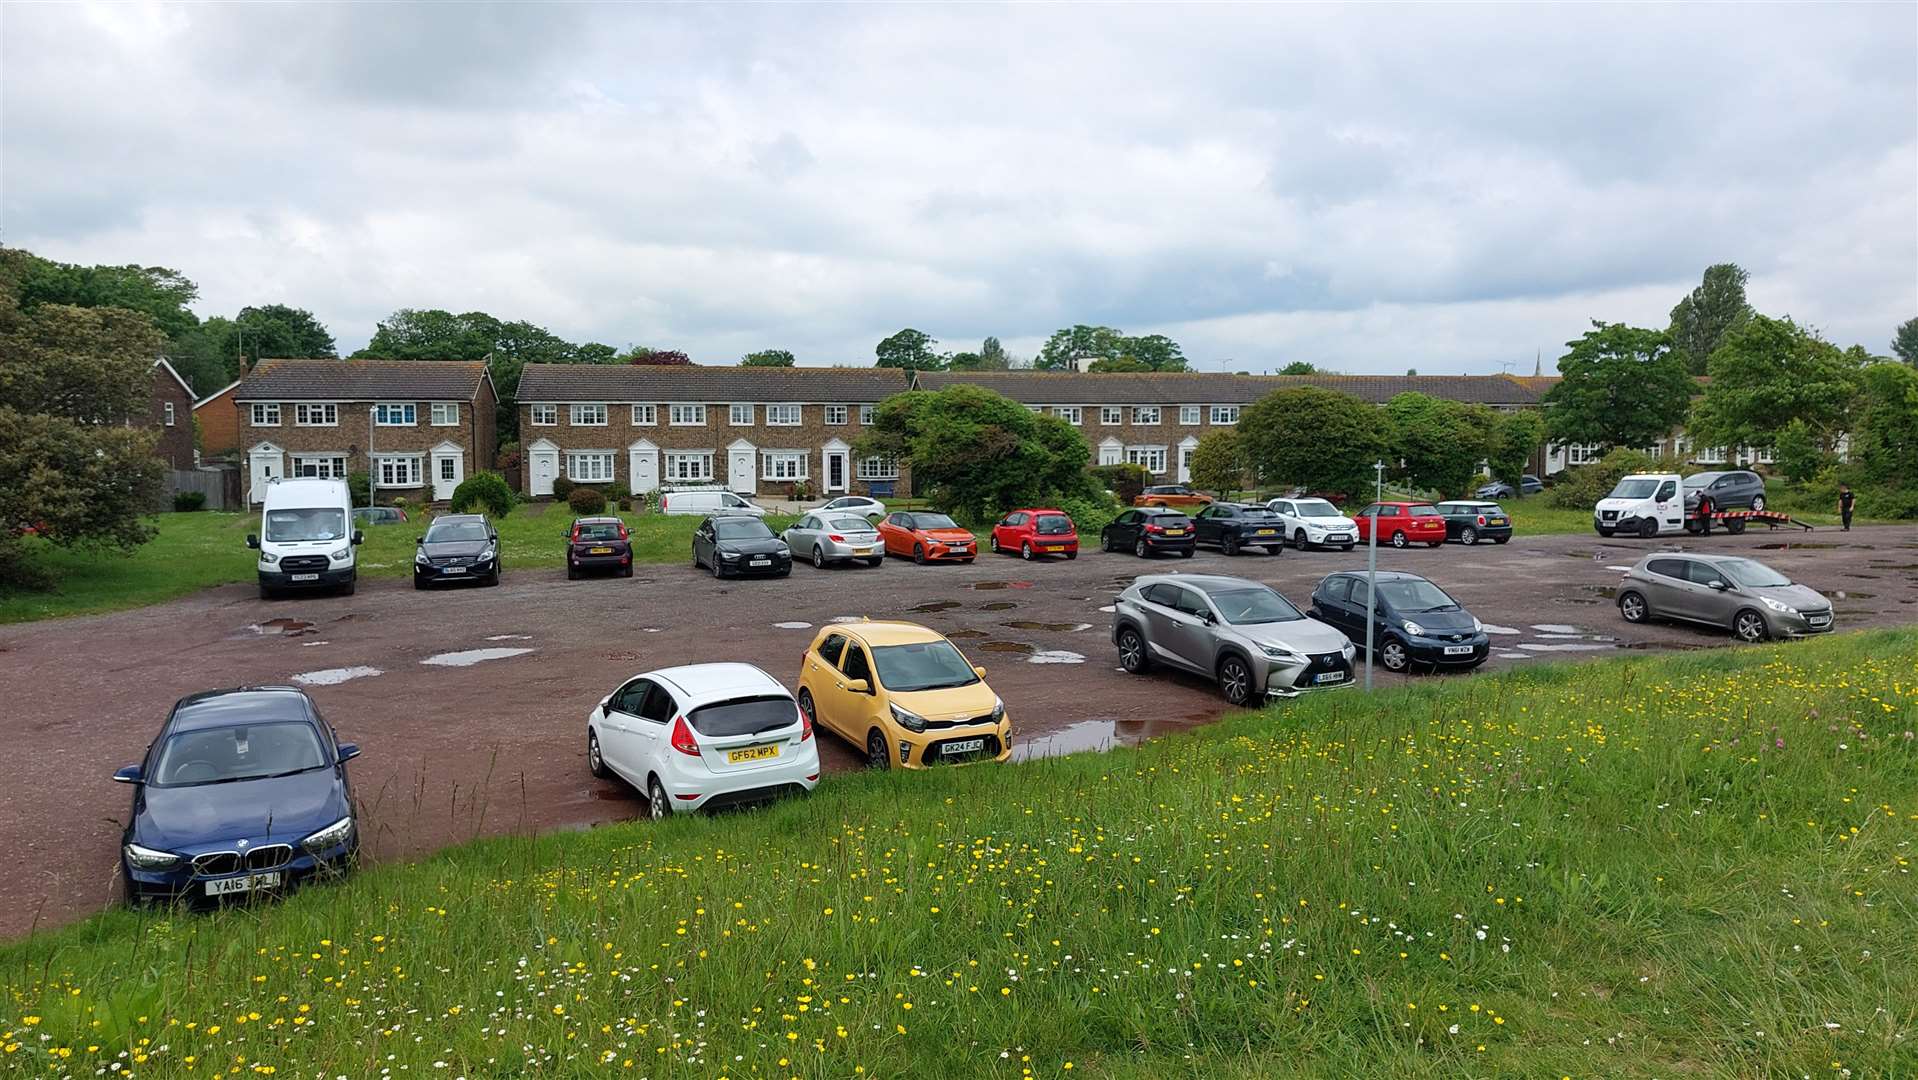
[
  {"left": 1639, "top": 518, "right": 1659, "bottom": 539},
  {"left": 587, "top": 729, "right": 611, "bottom": 779},
  {"left": 1426, "top": 541, "right": 1442, "bottom": 548},
  {"left": 866, "top": 557, "right": 884, "bottom": 567},
  {"left": 568, "top": 564, "right": 580, "bottom": 580},
  {"left": 1134, "top": 538, "right": 1149, "bottom": 558},
  {"left": 1391, "top": 531, "right": 1408, "bottom": 549},
  {"left": 1618, "top": 590, "right": 1649, "bottom": 623},
  {"left": 1102, "top": 530, "right": 1116, "bottom": 552},
  {"left": 1179, "top": 548, "right": 1194, "bottom": 559},
  {"left": 647, "top": 776, "right": 670, "bottom": 820},
  {"left": 914, "top": 544, "right": 927, "bottom": 565},
  {"left": 711, "top": 557, "right": 724, "bottom": 578},
  {"left": 1596, "top": 527, "right": 1615, "bottom": 538},
  {"left": 1733, "top": 609, "right": 1769, "bottom": 643},
  {"left": 1750, "top": 494, "right": 1766, "bottom": 512},
  {"left": 410, "top": 578, "right": 424, "bottom": 591},
  {"left": 1265, "top": 546, "right": 1283, "bottom": 556},
  {"left": 1725, "top": 519, "right": 1746, "bottom": 535},
  {"left": 486, "top": 571, "right": 500, "bottom": 587},
  {"left": 1380, "top": 636, "right": 1410, "bottom": 672},
  {"left": 1222, "top": 535, "right": 1240, "bottom": 556},
  {"left": 1117, "top": 626, "right": 1150, "bottom": 673},
  {"left": 1218, "top": 654, "right": 1254, "bottom": 707},
  {"left": 1294, "top": 529, "right": 1308, "bottom": 550},
  {"left": 989, "top": 534, "right": 1001, "bottom": 554},
  {"left": 339, "top": 578, "right": 356, "bottom": 596},
  {"left": 813, "top": 545, "right": 827, "bottom": 569},
  {"left": 798, "top": 688, "right": 818, "bottom": 728},
  {"left": 261, "top": 584, "right": 278, "bottom": 600},
  {"left": 1065, "top": 550, "right": 1077, "bottom": 560},
  {"left": 1021, "top": 542, "right": 1033, "bottom": 561},
  {"left": 621, "top": 565, "right": 633, "bottom": 577},
  {"left": 1461, "top": 526, "right": 1478, "bottom": 545},
  {"left": 866, "top": 728, "right": 892, "bottom": 770}
]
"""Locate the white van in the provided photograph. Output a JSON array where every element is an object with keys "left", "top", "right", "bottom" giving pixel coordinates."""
[
  {"left": 247, "top": 477, "right": 363, "bottom": 598},
  {"left": 657, "top": 486, "right": 766, "bottom": 517},
  {"left": 1594, "top": 472, "right": 1685, "bottom": 538}
]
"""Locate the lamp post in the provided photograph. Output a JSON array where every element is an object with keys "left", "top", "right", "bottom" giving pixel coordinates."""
[
  {"left": 1363, "top": 459, "right": 1384, "bottom": 690},
  {"left": 366, "top": 405, "right": 377, "bottom": 514}
]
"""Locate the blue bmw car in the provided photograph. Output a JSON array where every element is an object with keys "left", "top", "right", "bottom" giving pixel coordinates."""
[{"left": 115, "top": 687, "right": 361, "bottom": 904}]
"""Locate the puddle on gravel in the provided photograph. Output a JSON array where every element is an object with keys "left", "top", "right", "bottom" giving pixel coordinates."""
[
  {"left": 1818, "top": 590, "right": 1874, "bottom": 599},
  {"left": 911, "top": 600, "right": 961, "bottom": 613},
  {"left": 1582, "top": 585, "right": 1619, "bottom": 600},
  {"left": 1517, "top": 642, "right": 1614, "bottom": 652},
  {"left": 947, "top": 629, "right": 988, "bottom": 639},
  {"left": 1028, "top": 649, "right": 1086, "bottom": 664},
  {"left": 973, "top": 581, "right": 1036, "bottom": 591},
  {"left": 486, "top": 634, "right": 532, "bottom": 641},
  {"left": 1097, "top": 604, "right": 1117, "bottom": 613},
  {"left": 773, "top": 621, "right": 813, "bottom": 629},
  {"left": 829, "top": 616, "right": 865, "bottom": 624},
  {"left": 979, "top": 601, "right": 1017, "bottom": 611},
  {"left": 1014, "top": 717, "right": 1164, "bottom": 760},
  {"left": 246, "top": 618, "right": 316, "bottom": 637},
  {"left": 1531, "top": 623, "right": 1581, "bottom": 634},
  {"left": 420, "top": 647, "right": 534, "bottom": 667},
  {"left": 1005, "top": 620, "right": 1092, "bottom": 633},
  {"left": 1481, "top": 624, "right": 1521, "bottom": 635},
  {"left": 1619, "top": 640, "right": 1707, "bottom": 651},
  {"left": 1560, "top": 550, "right": 1594, "bottom": 559},
  {"left": 1757, "top": 542, "right": 1840, "bottom": 551},
  {"left": 979, "top": 641, "right": 1034, "bottom": 654},
  {"left": 292, "top": 665, "right": 382, "bottom": 686}
]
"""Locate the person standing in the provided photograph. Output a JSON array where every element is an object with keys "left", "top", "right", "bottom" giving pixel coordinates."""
[
  {"left": 1696, "top": 487, "right": 1714, "bottom": 536},
  {"left": 1839, "top": 484, "right": 1855, "bottom": 531}
]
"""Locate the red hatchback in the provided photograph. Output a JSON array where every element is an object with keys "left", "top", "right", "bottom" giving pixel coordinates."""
[
  {"left": 989, "top": 508, "right": 1078, "bottom": 560},
  {"left": 1356, "top": 502, "right": 1447, "bottom": 548}
]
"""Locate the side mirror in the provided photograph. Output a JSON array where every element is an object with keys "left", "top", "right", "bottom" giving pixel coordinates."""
[
  {"left": 843, "top": 678, "right": 871, "bottom": 695},
  {"left": 246, "top": 534, "right": 260, "bottom": 549},
  {"left": 112, "top": 765, "right": 143, "bottom": 785},
  {"left": 352, "top": 530, "right": 365, "bottom": 545},
  {"left": 972, "top": 665, "right": 988, "bottom": 679},
  {"left": 416, "top": 536, "right": 425, "bottom": 545},
  {"left": 336, "top": 743, "right": 362, "bottom": 763},
  {"left": 1709, "top": 579, "right": 1730, "bottom": 591}
]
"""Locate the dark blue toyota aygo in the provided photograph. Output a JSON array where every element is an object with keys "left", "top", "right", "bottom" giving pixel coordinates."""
[{"left": 116, "top": 687, "right": 361, "bottom": 905}]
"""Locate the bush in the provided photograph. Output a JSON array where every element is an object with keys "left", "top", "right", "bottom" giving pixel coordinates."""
[
  {"left": 605, "top": 483, "right": 631, "bottom": 502},
  {"left": 450, "top": 471, "right": 515, "bottom": 519},
  {"left": 1055, "top": 492, "right": 1123, "bottom": 540},
  {"left": 1090, "top": 463, "right": 1150, "bottom": 504},
  {"left": 552, "top": 476, "right": 576, "bottom": 500},
  {"left": 567, "top": 486, "right": 607, "bottom": 515},
  {"left": 347, "top": 470, "right": 371, "bottom": 507},
  {"left": 1547, "top": 447, "right": 1659, "bottom": 509},
  {"left": 171, "top": 490, "right": 206, "bottom": 512}
]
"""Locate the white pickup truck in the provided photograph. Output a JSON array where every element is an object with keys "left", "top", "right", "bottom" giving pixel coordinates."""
[{"left": 1593, "top": 472, "right": 1686, "bottom": 538}]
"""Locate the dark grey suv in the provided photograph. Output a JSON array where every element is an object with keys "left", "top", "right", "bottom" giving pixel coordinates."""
[{"left": 1683, "top": 470, "right": 1766, "bottom": 512}]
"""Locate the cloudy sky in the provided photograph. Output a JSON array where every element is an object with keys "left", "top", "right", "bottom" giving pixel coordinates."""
[{"left": 4, "top": 3, "right": 1913, "bottom": 372}]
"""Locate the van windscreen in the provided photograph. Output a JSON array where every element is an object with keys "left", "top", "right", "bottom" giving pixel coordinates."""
[
  {"left": 265, "top": 508, "right": 346, "bottom": 542},
  {"left": 1607, "top": 479, "right": 1661, "bottom": 500}
]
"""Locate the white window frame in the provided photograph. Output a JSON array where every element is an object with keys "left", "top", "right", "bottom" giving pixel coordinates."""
[
  {"left": 856, "top": 456, "right": 900, "bottom": 480},
  {"left": 1695, "top": 445, "right": 1728, "bottom": 464},
  {"left": 530, "top": 404, "right": 558, "bottom": 426},
  {"left": 730, "top": 403, "right": 754, "bottom": 426},
  {"left": 665, "top": 451, "right": 714, "bottom": 483},
  {"left": 859, "top": 405, "right": 876, "bottom": 425},
  {"left": 767, "top": 404, "right": 802, "bottom": 426},
  {"left": 1179, "top": 405, "right": 1201, "bottom": 425},
  {"left": 1054, "top": 406, "right": 1083, "bottom": 425},
  {"left": 437, "top": 456, "right": 458, "bottom": 483},
  {"left": 761, "top": 450, "right": 810, "bottom": 481},
  {"left": 1566, "top": 443, "right": 1602, "bottom": 466},
  {"left": 631, "top": 404, "right": 657, "bottom": 426},
  {"left": 670, "top": 404, "right": 707, "bottom": 426},
  {"left": 1209, "top": 406, "right": 1240, "bottom": 426},
  {"left": 374, "top": 403, "right": 416, "bottom": 427},
  {"left": 570, "top": 403, "right": 608, "bottom": 427},
  {"left": 373, "top": 454, "right": 423, "bottom": 488},
  {"left": 249, "top": 403, "right": 281, "bottom": 426},
  {"left": 430, "top": 403, "right": 459, "bottom": 426},
  {"left": 825, "top": 405, "right": 849, "bottom": 425},
  {"left": 1126, "top": 445, "right": 1168, "bottom": 474},
  {"left": 565, "top": 450, "right": 616, "bottom": 483},
  {"left": 291, "top": 454, "right": 347, "bottom": 480},
  {"left": 1132, "top": 406, "right": 1161, "bottom": 425},
  {"left": 295, "top": 403, "right": 339, "bottom": 427},
  {"left": 1100, "top": 406, "right": 1122, "bottom": 425},
  {"left": 163, "top": 401, "right": 176, "bottom": 426}
]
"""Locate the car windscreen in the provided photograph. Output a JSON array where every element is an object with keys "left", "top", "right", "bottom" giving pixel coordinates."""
[
  {"left": 1151, "top": 514, "right": 1193, "bottom": 526},
  {"left": 829, "top": 516, "right": 876, "bottom": 533},
  {"left": 1209, "top": 587, "right": 1304, "bottom": 625},
  {"left": 1682, "top": 474, "right": 1717, "bottom": 488},
  {"left": 1378, "top": 579, "right": 1460, "bottom": 612},
  {"left": 426, "top": 521, "right": 490, "bottom": 542},
  {"left": 686, "top": 695, "right": 799, "bottom": 737},
  {"left": 1406, "top": 504, "right": 1439, "bottom": 516},
  {"left": 1294, "top": 499, "right": 1342, "bottom": 518},
  {"left": 871, "top": 640, "right": 979, "bottom": 692},
  {"left": 264, "top": 508, "right": 346, "bottom": 543},
  {"left": 1718, "top": 558, "right": 1792, "bottom": 588},
  {"left": 1034, "top": 514, "right": 1073, "bottom": 534},
  {"left": 1608, "top": 479, "right": 1662, "bottom": 499},
  {"left": 715, "top": 519, "right": 774, "bottom": 540},
  {"left": 151, "top": 721, "right": 329, "bottom": 786},
  {"left": 912, "top": 514, "right": 959, "bottom": 530},
  {"left": 575, "top": 522, "right": 622, "bottom": 542}
]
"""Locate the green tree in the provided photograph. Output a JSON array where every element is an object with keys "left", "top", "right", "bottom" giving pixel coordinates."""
[
  {"left": 1122, "top": 334, "right": 1188, "bottom": 372},
  {"left": 1667, "top": 263, "right": 1753, "bottom": 375},
  {"left": 1085, "top": 355, "right": 1151, "bottom": 373},
  {"left": 978, "top": 336, "right": 1010, "bottom": 370},
  {"left": 626, "top": 348, "right": 691, "bottom": 365},
  {"left": 1541, "top": 322, "right": 1693, "bottom": 451},
  {"left": 1187, "top": 430, "right": 1245, "bottom": 495},
  {"left": 1278, "top": 361, "right": 1320, "bottom": 375},
  {"left": 855, "top": 385, "right": 1091, "bottom": 519},
  {"left": 15, "top": 255, "right": 200, "bottom": 341},
  {"left": 1238, "top": 387, "right": 1390, "bottom": 498},
  {"left": 1850, "top": 362, "right": 1918, "bottom": 490},
  {"left": 575, "top": 342, "right": 620, "bottom": 364},
  {"left": 1383, "top": 393, "right": 1491, "bottom": 498},
  {"left": 1892, "top": 317, "right": 1918, "bottom": 365},
  {"left": 1036, "top": 325, "right": 1123, "bottom": 370},
  {"left": 874, "top": 328, "right": 944, "bottom": 371},
  {"left": 741, "top": 349, "right": 796, "bottom": 367},
  {"left": 1770, "top": 419, "right": 1828, "bottom": 485},
  {"left": 1489, "top": 409, "right": 1546, "bottom": 490},
  {"left": 354, "top": 308, "right": 499, "bottom": 361},
  {"left": 1690, "top": 315, "right": 1863, "bottom": 455},
  {"left": 945, "top": 351, "right": 984, "bottom": 370}
]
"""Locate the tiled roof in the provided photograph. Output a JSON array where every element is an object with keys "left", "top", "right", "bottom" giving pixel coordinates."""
[
  {"left": 515, "top": 363, "right": 911, "bottom": 403},
  {"left": 235, "top": 359, "right": 490, "bottom": 401},
  {"left": 915, "top": 370, "right": 1543, "bottom": 406}
]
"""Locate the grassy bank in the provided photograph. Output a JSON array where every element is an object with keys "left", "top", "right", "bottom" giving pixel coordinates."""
[{"left": 4, "top": 631, "right": 1913, "bottom": 1077}]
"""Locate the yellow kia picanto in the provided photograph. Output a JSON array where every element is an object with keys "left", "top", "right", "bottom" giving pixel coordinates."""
[{"left": 797, "top": 620, "right": 1011, "bottom": 769}]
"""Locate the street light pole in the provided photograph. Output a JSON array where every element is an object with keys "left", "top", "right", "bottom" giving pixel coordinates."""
[
  {"left": 366, "top": 406, "right": 377, "bottom": 514},
  {"left": 1363, "top": 459, "right": 1383, "bottom": 690}
]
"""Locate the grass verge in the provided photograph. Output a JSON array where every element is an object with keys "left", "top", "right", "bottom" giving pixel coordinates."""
[{"left": 3, "top": 631, "right": 1913, "bottom": 1077}]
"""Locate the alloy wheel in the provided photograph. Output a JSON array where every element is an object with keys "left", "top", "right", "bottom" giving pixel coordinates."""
[
  {"left": 813, "top": 546, "right": 826, "bottom": 569},
  {"left": 1134, "top": 538, "right": 1148, "bottom": 558},
  {"left": 1118, "top": 629, "right": 1147, "bottom": 673},
  {"left": 866, "top": 729, "right": 891, "bottom": 770},
  {"left": 1620, "top": 592, "right": 1647, "bottom": 623},
  {"left": 1295, "top": 530, "right": 1308, "bottom": 550},
  {"left": 648, "top": 778, "right": 669, "bottom": 820},
  {"left": 1219, "top": 656, "right": 1252, "bottom": 706},
  {"left": 1461, "top": 527, "right": 1478, "bottom": 545},
  {"left": 1751, "top": 495, "right": 1766, "bottom": 512},
  {"left": 587, "top": 730, "right": 608, "bottom": 778},
  {"left": 1382, "top": 639, "right": 1409, "bottom": 671},
  {"left": 1391, "top": 531, "right": 1407, "bottom": 549},
  {"left": 1734, "top": 611, "right": 1768, "bottom": 643}
]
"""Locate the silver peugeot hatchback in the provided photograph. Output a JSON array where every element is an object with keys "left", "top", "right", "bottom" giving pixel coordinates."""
[{"left": 1616, "top": 553, "right": 1833, "bottom": 642}]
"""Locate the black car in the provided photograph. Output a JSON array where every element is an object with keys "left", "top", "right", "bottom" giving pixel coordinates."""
[
  {"left": 115, "top": 687, "right": 360, "bottom": 905},
  {"left": 1101, "top": 507, "right": 1197, "bottom": 558},
  {"left": 1190, "top": 502, "right": 1287, "bottom": 555},
  {"left": 1475, "top": 475, "right": 1543, "bottom": 499},
  {"left": 566, "top": 516, "right": 633, "bottom": 579},
  {"left": 1308, "top": 571, "right": 1489, "bottom": 673},
  {"left": 1683, "top": 470, "right": 1767, "bottom": 512},
  {"left": 1433, "top": 501, "right": 1513, "bottom": 545},
  {"left": 414, "top": 513, "right": 501, "bottom": 588},
  {"left": 693, "top": 514, "right": 792, "bottom": 578},
  {"left": 352, "top": 506, "right": 408, "bottom": 526}
]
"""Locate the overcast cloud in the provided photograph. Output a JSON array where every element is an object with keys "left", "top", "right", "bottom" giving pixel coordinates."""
[{"left": 3, "top": 2, "right": 1913, "bottom": 372}]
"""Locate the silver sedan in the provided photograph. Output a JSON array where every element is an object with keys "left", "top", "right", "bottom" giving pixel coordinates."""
[{"left": 782, "top": 513, "right": 885, "bottom": 568}]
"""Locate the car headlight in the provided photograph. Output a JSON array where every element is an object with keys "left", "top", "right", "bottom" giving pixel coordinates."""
[
  {"left": 1472, "top": 617, "right": 1484, "bottom": 633},
  {"left": 888, "top": 703, "right": 928, "bottom": 733},
  {"left": 329, "top": 547, "right": 352, "bottom": 562},
  {"left": 1258, "top": 643, "right": 1302, "bottom": 662},
  {"left": 989, "top": 696, "right": 1005, "bottom": 723},
  {"left": 259, "top": 553, "right": 279, "bottom": 566},
  {"left": 1401, "top": 620, "right": 1426, "bottom": 636},
  {"left": 415, "top": 548, "right": 430, "bottom": 565},
  {"left": 123, "top": 842, "right": 181, "bottom": 871},
  {"left": 301, "top": 816, "right": 355, "bottom": 853},
  {"left": 720, "top": 550, "right": 743, "bottom": 560},
  {"left": 1342, "top": 642, "right": 1357, "bottom": 659},
  {"left": 1760, "top": 597, "right": 1798, "bottom": 615},
  {"left": 479, "top": 548, "right": 495, "bottom": 561}
]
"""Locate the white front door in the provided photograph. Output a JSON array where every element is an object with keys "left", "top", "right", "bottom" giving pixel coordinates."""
[
  {"left": 825, "top": 451, "right": 847, "bottom": 492},
  {"left": 1178, "top": 438, "right": 1199, "bottom": 483},
  {"left": 629, "top": 442, "right": 660, "bottom": 494},
  {"left": 432, "top": 450, "right": 464, "bottom": 501},
  {"left": 248, "top": 445, "right": 284, "bottom": 504},
  {"left": 529, "top": 446, "right": 558, "bottom": 496},
  {"left": 727, "top": 441, "right": 756, "bottom": 495}
]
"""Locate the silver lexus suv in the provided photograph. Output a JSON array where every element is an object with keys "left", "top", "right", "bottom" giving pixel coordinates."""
[{"left": 1112, "top": 574, "right": 1356, "bottom": 706}]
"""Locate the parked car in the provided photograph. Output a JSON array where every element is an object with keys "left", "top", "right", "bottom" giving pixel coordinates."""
[
  {"left": 1615, "top": 553, "right": 1832, "bottom": 643},
  {"left": 877, "top": 511, "right": 976, "bottom": 564},
  {"left": 413, "top": 513, "right": 501, "bottom": 588},
  {"left": 1308, "top": 571, "right": 1489, "bottom": 673},
  {"left": 989, "top": 508, "right": 1078, "bottom": 560},
  {"left": 1111, "top": 574, "right": 1355, "bottom": 706},
  {"left": 248, "top": 477, "right": 362, "bottom": 598},
  {"left": 1683, "top": 470, "right": 1767, "bottom": 512},
  {"left": 658, "top": 486, "right": 766, "bottom": 517},
  {"left": 566, "top": 515, "right": 633, "bottom": 579},
  {"left": 693, "top": 514, "right": 791, "bottom": 577},
  {"left": 782, "top": 512, "right": 884, "bottom": 568},
  {"left": 586, "top": 663, "right": 818, "bottom": 818},
  {"left": 1433, "top": 500, "right": 1513, "bottom": 545},
  {"left": 115, "top": 687, "right": 360, "bottom": 904},
  {"left": 1191, "top": 502, "right": 1287, "bottom": 556},
  {"left": 1101, "top": 507, "right": 1197, "bottom": 558},
  {"left": 1595, "top": 473, "right": 1685, "bottom": 538},
  {"left": 1133, "top": 484, "right": 1213, "bottom": 510},
  {"left": 1475, "top": 475, "right": 1543, "bottom": 499},
  {"left": 352, "top": 506, "right": 407, "bottom": 525},
  {"left": 1355, "top": 502, "right": 1447, "bottom": 548},
  {"left": 814, "top": 495, "right": 887, "bottom": 519},
  {"left": 1265, "top": 497, "right": 1358, "bottom": 551},
  {"left": 797, "top": 620, "right": 1010, "bottom": 769}
]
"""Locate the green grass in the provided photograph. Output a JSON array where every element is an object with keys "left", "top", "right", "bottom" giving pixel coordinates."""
[
  {"left": 0, "top": 507, "right": 798, "bottom": 624},
  {"left": 4, "top": 632, "right": 1913, "bottom": 1077}
]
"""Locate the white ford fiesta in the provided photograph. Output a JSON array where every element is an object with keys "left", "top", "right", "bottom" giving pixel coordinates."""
[{"left": 587, "top": 663, "right": 820, "bottom": 818}]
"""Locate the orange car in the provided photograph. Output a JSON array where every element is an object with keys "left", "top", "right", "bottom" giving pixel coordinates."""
[
  {"left": 1133, "top": 484, "right": 1213, "bottom": 510},
  {"left": 878, "top": 511, "right": 977, "bottom": 564}
]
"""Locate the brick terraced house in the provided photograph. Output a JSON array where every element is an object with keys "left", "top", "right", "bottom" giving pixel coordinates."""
[
  {"left": 512, "top": 364, "right": 913, "bottom": 498},
  {"left": 233, "top": 359, "right": 497, "bottom": 504},
  {"left": 145, "top": 359, "right": 199, "bottom": 469},
  {"left": 917, "top": 371, "right": 1543, "bottom": 483}
]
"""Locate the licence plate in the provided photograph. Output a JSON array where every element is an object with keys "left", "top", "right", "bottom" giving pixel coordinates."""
[
  {"left": 1312, "top": 671, "right": 1345, "bottom": 684},
  {"left": 1045, "top": 546, "right": 1065, "bottom": 552},
  {"left": 1164, "top": 529, "right": 1186, "bottom": 536},
  {"left": 855, "top": 547, "right": 875, "bottom": 555},
  {"left": 1255, "top": 529, "right": 1276, "bottom": 535},
  {"left": 1329, "top": 534, "right": 1351, "bottom": 542},
  {"left": 1443, "top": 645, "right": 1475, "bottom": 656},
  {"left": 589, "top": 546, "right": 613, "bottom": 554},
  {"left": 290, "top": 573, "right": 319, "bottom": 582},
  {"left": 443, "top": 565, "right": 467, "bottom": 574},
  {"left": 943, "top": 738, "right": 986, "bottom": 755},
  {"left": 727, "top": 745, "right": 780, "bottom": 764},
  {"left": 1808, "top": 615, "right": 1831, "bottom": 626},
  {"left": 1489, "top": 518, "right": 1507, "bottom": 525},
  {"left": 751, "top": 556, "right": 771, "bottom": 565},
  {"left": 205, "top": 872, "right": 280, "bottom": 897}
]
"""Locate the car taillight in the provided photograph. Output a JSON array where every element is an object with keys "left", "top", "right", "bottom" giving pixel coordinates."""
[
  {"left": 569, "top": 529, "right": 580, "bottom": 542},
  {"left": 1477, "top": 515, "right": 1487, "bottom": 526},
  {"left": 828, "top": 534, "right": 844, "bottom": 542},
  {"left": 799, "top": 708, "right": 814, "bottom": 741},
  {"left": 1145, "top": 524, "right": 1164, "bottom": 534},
  {"left": 670, "top": 716, "right": 699, "bottom": 756},
  {"left": 617, "top": 525, "right": 629, "bottom": 540}
]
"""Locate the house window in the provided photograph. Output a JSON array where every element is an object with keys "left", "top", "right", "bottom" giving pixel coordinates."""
[
  {"left": 1209, "top": 406, "right": 1239, "bottom": 426},
  {"left": 374, "top": 454, "right": 422, "bottom": 487},
  {"left": 1566, "top": 443, "right": 1602, "bottom": 466},
  {"left": 295, "top": 403, "right": 338, "bottom": 426},
  {"left": 762, "top": 451, "right": 809, "bottom": 481},
  {"left": 438, "top": 457, "right": 458, "bottom": 482},
  {"left": 566, "top": 451, "right": 616, "bottom": 483},
  {"left": 1054, "top": 406, "right": 1082, "bottom": 425},
  {"left": 1696, "top": 446, "right": 1728, "bottom": 464},
  {"left": 825, "top": 405, "right": 849, "bottom": 425},
  {"left": 859, "top": 405, "right": 876, "bottom": 425},
  {"left": 767, "top": 404, "right": 802, "bottom": 426},
  {"left": 631, "top": 404, "right": 657, "bottom": 426},
  {"left": 1133, "top": 406, "right": 1161, "bottom": 425},
  {"left": 1126, "top": 446, "right": 1168, "bottom": 474},
  {"left": 666, "top": 452, "right": 714, "bottom": 482},
  {"left": 730, "top": 403, "right": 754, "bottom": 426},
  {"left": 570, "top": 403, "right": 607, "bottom": 426},
  {"left": 671, "top": 404, "right": 707, "bottom": 426},
  {"left": 249, "top": 403, "right": 281, "bottom": 426},
  {"left": 530, "top": 404, "right": 558, "bottom": 426},
  {"left": 431, "top": 403, "right": 459, "bottom": 426},
  {"left": 291, "top": 454, "right": 347, "bottom": 480},
  {"left": 163, "top": 402, "right": 176, "bottom": 426},
  {"left": 1100, "top": 406, "right": 1122, "bottom": 425},
  {"left": 375, "top": 404, "right": 416, "bottom": 426},
  {"left": 1179, "top": 405, "right": 1201, "bottom": 425},
  {"left": 856, "top": 456, "right": 899, "bottom": 480}
]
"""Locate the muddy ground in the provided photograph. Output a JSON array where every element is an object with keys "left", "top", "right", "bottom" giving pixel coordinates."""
[{"left": 2, "top": 524, "right": 1913, "bottom": 937}]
